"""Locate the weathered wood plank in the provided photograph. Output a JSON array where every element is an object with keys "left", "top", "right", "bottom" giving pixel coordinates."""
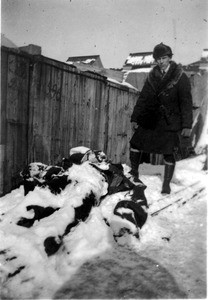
[
  {"left": 0, "top": 50, "right": 8, "bottom": 195},
  {"left": 2, "top": 53, "right": 30, "bottom": 194}
]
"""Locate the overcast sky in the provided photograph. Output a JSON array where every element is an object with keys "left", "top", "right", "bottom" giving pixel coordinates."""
[{"left": 1, "top": 0, "right": 208, "bottom": 68}]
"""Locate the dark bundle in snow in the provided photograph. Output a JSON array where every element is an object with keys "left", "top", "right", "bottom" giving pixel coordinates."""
[
  {"left": 19, "top": 146, "right": 148, "bottom": 256},
  {"left": 20, "top": 164, "right": 69, "bottom": 195}
]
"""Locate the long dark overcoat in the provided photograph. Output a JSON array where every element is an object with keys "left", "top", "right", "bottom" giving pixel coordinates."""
[{"left": 130, "top": 61, "right": 193, "bottom": 154}]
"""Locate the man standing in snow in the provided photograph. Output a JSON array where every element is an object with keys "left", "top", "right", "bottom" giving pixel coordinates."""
[{"left": 129, "top": 42, "right": 193, "bottom": 194}]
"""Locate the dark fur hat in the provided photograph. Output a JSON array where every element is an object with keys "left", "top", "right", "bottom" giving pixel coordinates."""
[{"left": 153, "top": 43, "right": 173, "bottom": 60}]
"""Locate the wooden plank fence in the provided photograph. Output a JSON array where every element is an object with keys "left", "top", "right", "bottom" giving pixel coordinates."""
[{"left": 0, "top": 46, "right": 139, "bottom": 196}]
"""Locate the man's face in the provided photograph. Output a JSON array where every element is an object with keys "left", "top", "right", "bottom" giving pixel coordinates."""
[{"left": 156, "top": 55, "right": 171, "bottom": 71}]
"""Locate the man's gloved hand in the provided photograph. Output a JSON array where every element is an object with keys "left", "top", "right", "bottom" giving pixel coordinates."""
[
  {"left": 131, "top": 122, "right": 138, "bottom": 131},
  {"left": 181, "top": 128, "right": 192, "bottom": 137}
]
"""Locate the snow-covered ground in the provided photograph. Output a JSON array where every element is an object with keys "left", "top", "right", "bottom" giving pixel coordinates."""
[{"left": 0, "top": 151, "right": 207, "bottom": 299}]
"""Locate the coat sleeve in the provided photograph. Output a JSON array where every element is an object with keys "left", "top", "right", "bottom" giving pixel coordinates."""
[
  {"left": 178, "top": 73, "right": 193, "bottom": 129},
  {"left": 131, "top": 79, "right": 153, "bottom": 123}
]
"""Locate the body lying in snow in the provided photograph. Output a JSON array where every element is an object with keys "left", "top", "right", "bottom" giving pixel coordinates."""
[{"left": 19, "top": 147, "right": 148, "bottom": 256}]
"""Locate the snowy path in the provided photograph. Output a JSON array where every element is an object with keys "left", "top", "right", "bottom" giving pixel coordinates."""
[
  {"left": 150, "top": 180, "right": 206, "bottom": 216},
  {"left": 138, "top": 186, "right": 207, "bottom": 299}
]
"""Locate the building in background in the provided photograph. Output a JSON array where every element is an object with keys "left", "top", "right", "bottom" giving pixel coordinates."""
[
  {"left": 1, "top": 34, "right": 18, "bottom": 48},
  {"left": 183, "top": 49, "right": 208, "bottom": 75},
  {"left": 122, "top": 52, "right": 155, "bottom": 91},
  {"left": 66, "top": 55, "right": 124, "bottom": 83},
  {"left": 122, "top": 52, "right": 155, "bottom": 72},
  {"left": 67, "top": 55, "right": 104, "bottom": 70}
]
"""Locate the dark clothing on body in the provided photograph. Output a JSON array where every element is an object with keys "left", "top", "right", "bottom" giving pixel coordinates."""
[{"left": 130, "top": 61, "right": 193, "bottom": 155}]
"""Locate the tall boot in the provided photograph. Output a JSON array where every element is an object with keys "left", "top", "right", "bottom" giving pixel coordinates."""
[
  {"left": 161, "top": 162, "right": 175, "bottom": 194},
  {"left": 129, "top": 149, "right": 142, "bottom": 181}
]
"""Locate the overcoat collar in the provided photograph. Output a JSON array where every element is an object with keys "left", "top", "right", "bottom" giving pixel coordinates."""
[{"left": 147, "top": 61, "right": 184, "bottom": 95}]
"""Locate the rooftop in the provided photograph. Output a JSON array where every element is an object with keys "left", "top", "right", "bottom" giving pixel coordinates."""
[{"left": 123, "top": 52, "right": 155, "bottom": 69}]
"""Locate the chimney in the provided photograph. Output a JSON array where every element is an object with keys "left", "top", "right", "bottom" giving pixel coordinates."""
[
  {"left": 201, "top": 49, "right": 208, "bottom": 61},
  {"left": 19, "top": 44, "right": 42, "bottom": 55}
]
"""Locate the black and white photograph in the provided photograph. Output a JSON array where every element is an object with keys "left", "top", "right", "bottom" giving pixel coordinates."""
[{"left": 0, "top": 0, "right": 208, "bottom": 299}]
